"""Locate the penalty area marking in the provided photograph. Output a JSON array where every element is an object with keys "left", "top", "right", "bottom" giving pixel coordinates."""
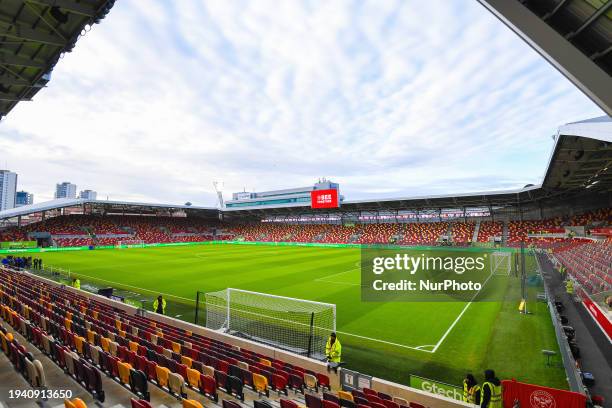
[
  {"left": 68, "top": 270, "right": 437, "bottom": 352},
  {"left": 314, "top": 268, "right": 361, "bottom": 286},
  {"left": 333, "top": 329, "right": 436, "bottom": 353},
  {"left": 313, "top": 261, "right": 362, "bottom": 286}
]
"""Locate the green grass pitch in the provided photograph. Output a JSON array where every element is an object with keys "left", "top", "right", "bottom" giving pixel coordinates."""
[{"left": 36, "top": 243, "right": 567, "bottom": 389}]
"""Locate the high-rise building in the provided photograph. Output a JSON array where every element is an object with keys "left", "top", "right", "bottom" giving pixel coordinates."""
[
  {"left": 0, "top": 170, "right": 17, "bottom": 211},
  {"left": 79, "top": 189, "right": 97, "bottom": 200},
  {"left": 55, "top": 182, "right": 77, "bottom": 199},
  {"left": 15, "top": 191, "right": 33, "bottom": 207}
]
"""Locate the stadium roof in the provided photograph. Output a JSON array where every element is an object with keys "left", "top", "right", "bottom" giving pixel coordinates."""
[
  {"left": 479, "top": 0, "right": 612, "bottom": 116},
  {"left": 542, "top": 115, "right": 612, "bottom": 193},
  {"left": 0, "top": 198, "right": 218, "bottom": 220},
  {"left": 0, "top": 0, "right": 116, "bottom": 119}
]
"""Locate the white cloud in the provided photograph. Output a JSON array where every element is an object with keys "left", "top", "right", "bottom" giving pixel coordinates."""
[{"left": 0, "top": 0, "right": 602, "bottom": 205}]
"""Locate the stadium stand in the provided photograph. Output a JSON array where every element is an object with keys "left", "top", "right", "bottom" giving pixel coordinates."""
[
  {"left": 356, "top": 224, "right": 400, "bottom": 244},
  {"left": 553, "top": 239, "right": 612, "bottom": 295},
  {"left": 0, "top": 266, "right": 458, "bottom": 407},
  {"left": 449, "top": 222, "right": 475, "bottom": 244},
  {"left": 477, "top": 221, "right": 503, "bottom": 243},
  {"left": 3, "top": 210, "right": 612, "bottom": 249},
  {"left": 0, "top": 215, "right": 217, "bottom": 247},
  {"left": 399, "top": 222, "right": 448, "bottom": 245}
]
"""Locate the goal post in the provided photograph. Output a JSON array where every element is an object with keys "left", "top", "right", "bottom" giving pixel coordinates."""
[
  {"left": 203, "top": 288, "right": 336, "bottom": 359},
  {"left": 116, "top": 239, "right": 145, "bottom": 248},
  {"left": 491, "top": 251, "right": 512, "bottom": 276}
]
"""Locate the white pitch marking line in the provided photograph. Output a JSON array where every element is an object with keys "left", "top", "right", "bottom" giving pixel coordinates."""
[
  {"left": 314, "top": 267, "right": 360, "bottom": 285},
  {"left": 431, "top": 272, "right": 496, "bottom": 353},
  {"left": 335, "top": 329, "right": 436, "bottom": 353}
]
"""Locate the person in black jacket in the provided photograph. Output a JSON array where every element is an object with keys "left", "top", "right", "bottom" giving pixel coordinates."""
[{"left": 481, "top": 369, "right": 502, "bottom": 408}]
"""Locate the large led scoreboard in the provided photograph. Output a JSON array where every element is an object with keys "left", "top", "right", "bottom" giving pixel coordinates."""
[{"left": 311, "top": 188, "right": 340, "bottom": 209}]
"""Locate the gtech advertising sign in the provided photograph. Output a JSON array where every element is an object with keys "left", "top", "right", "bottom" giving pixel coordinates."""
[
  {"left": 409, "top": 375, "right": 463, "bottom": 401},
  {"left": 311, "top": 189, "right": 339, "bottom": 209}
]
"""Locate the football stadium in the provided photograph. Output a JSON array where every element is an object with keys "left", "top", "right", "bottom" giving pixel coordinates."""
[{"left": 0, "top": 1, "right": 611, "bottom": 408}]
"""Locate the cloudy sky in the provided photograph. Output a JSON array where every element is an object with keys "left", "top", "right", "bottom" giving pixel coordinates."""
[{"left": 0, "top": 1, "right": 603, "bottom": 206}]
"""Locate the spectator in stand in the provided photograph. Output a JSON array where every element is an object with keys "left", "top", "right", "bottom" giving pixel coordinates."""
[{"left": 481, "top": 369, "right": 502, "bottom": 408}]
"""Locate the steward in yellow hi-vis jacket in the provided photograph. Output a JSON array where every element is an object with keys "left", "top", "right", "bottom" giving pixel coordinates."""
[
  {"left": 566, "top": 279, "right": 574, "bottom": 295},
  {"left": 72, "top": 278, "right": 80, "bottom": 290},
  {"left": 463, "top": 374, "right": 480, "bottom": 403},
  {"left": 153, "top": 295, "right": 167, "bottom": 315},
  {"left": 481, "top": 370, "right": 502, "bottom": 408},
  {"left": 325, "top": 332, "right": 342, "bottom": 373}
]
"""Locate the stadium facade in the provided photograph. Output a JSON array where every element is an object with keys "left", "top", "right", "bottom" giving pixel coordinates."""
[{"left": 225, "top": 179, "right": 342, "bottom": 210}]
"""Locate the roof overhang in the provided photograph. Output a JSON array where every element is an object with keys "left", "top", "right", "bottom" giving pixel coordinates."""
[
  {"left": 0, "top": 0, "right": 116, "bottom": 119},
  {"left": 478, "top": 0, "right": 612, "bottom": 116},
  {"left": 0, "top": 198, "right": 219, "bottom": 220}
]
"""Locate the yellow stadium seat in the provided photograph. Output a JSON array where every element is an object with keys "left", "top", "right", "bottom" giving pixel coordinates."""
[
  {"left": 253, "top": 373, "right": 269, "bottom": 396},
  {"left": 259, "top": 358, "right": 272, "bottom": 367},
  {"left": 74, "top": 336, "right": 85, "bottom": 355},
  {"left": 181, "top": 355, "right": 192, "bottom": 368},
  {"left": 183, "top": 399, "right": 204, "bottom": 408},
  {"left": 118, "top": 361, "right": 132, "bottom": 385},
  {"left": 186, "top": 368, "right": 200, "bottom": 388},
  {"left": 64, "top": 398, "right": 87, "bottom": 408},
  {"left": 100, "top": 337, "right": 110, "bottom": 353},
  {"left": 73, "top": 399, "right": 87, "bottom": 408},
  {"left": 156, "top": 365, "right": 170, "bottom": 388},
  {"left": 86, "top": 330, "right": 95, "bottom": 345},
  {"left": 129, "top": 341, "right": 139, "bottom": 353},
  {"left": 171, "top": 341, "right": 181, "bottom": 353},
  {"left": 339, "top": 391, "right": 353, "bottom": 401}
]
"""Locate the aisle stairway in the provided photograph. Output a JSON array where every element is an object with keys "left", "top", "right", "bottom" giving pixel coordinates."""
[{"left": 472, "top": 220, "right": 480, "bottom": 242}]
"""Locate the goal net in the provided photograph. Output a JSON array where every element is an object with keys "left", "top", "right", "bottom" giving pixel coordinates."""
[
  {"left": 491, "top": 251, "right": 512, "bottom": 275},
  {"left": 204, "top": 288, "right": 335, "bottom": 359},
  {"left": 116, "top": 239, "right": 145, "bottom": 248}
]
